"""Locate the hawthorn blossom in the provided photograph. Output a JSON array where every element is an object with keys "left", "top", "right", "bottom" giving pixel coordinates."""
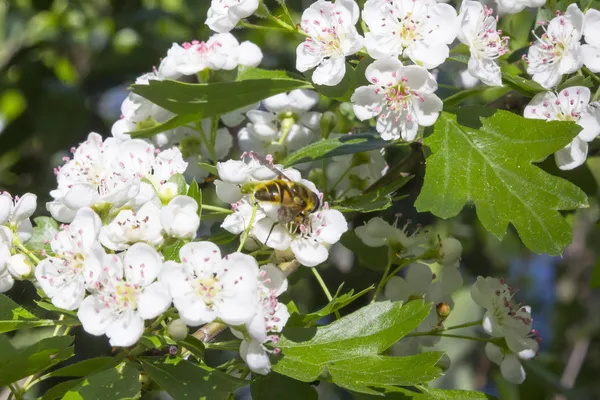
[
  {"left": 351, "top": 58, "right": 442, "bottom": 141},
  {"left": 0, "top": 192, "right": 37, "bottom": 242},
  {"left": 458, "top": 1, "right": 509, "bottom": 86},
  {"left": 7, "top": 254, "right": 33, "bottom": 280},
  {"left": 471, "top": 277, "right": 539, "bottom": 384},
  {"left": 99, "top": 202, "right": 164, "bottom": 251},
  {"left": 35, "top": 208, "right": 106, "bottom": 310},
  {"left": 493, "top": 0, "right": 545, "bottom": 15},
  {"left": 362, "top": 0, "right": 458, "bottom": 69},
  {"left": 524, "top": 86, "right": 600, "bottom": 170},
  {"left": 78, "top": 243, "right": 171, "bottom": 347},
  {"left": 235, "top": 264, "right": 290, "bottom": 374},
  {"left": 0, "top": 227, "right": 14, "bottom": 293},
  {"left": 160, "top": 196, "right": 200, "bottom": 239},
  {"left": 159, "top": 34, "right": 262, "bottom": 79},
  {"left": 160, "top": 242, "right": 260, "bottom": 327},
  {"left": 526, "top": 4, "right": 584, "bottom": 89},
  {"left": 206, "top": 0, "right": 259, "bottom": 33},
  {"left": 355, "top": 217, "right": 429, "bottom": 257},
  {"left": 238, "top": 90, "right": 321, "bottom": 156},
  {"left": 296, "top": 0, "right": 364, "bottom": 86},
  {"left": 582, "top": 9, "right": 600, "bottom": 72}
]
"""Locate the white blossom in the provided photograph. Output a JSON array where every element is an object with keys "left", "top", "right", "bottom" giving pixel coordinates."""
[
  {"left": 296, "top": 0, "right": 364, "bottom": 86},
  {"left": 160, "top": 242, "right": 260, "bottom": 327},
  {"left": 355, "top": 217, "right": 428, "bottom": 257},
  {"left": 0, "top": 227, "right": 14, "bottom": 293},
  {"left": 238, "top": 90, "right": 321, "bottom": 156},
  {"left": 351, "top": 58, "right": 442, "bottom": 141},
  {"left": 362, "top": 0, "right": 458, "bottom": 69},
  {"left": 7, "top": 254, "right": 33, "bottom": 280},
  {"left": 78, "top": 243, "right": 171, "bottom": 347},
  {"left": 206, "top": 0, "right": 259, "bottom": 33},
  {"left": 524, "top": 86, "right": 600, "bottom": 170},
  {"left": 582, "top": 9, "right": 600, "bottom": 73},
  {"left": 525, "top": 4, "right": 584, "bottom": 89},
  {"left": 35, "top": 208, "right": 107, "bottom": 310},
  {"left": 160, "top": 196, "right": 200, "bottom": 239},
  {"left": 0, "top": 192, "right": 37, "bottom": 242},
  {"left": 492, "top": 0, "right": 545, "bottom": 15},
  {"left": 0, "top": 269, "right": 13, "bottom": 293},
  {"left": 458, "top": 1, "right": 508, "bottom": 87},
  {"left": 99, "top": 202, "right": 164, "bottom": 251}
]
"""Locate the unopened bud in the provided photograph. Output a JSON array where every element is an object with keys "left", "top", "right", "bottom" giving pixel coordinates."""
[
  {"left": 159, "top": 182, "right": 179, "bottom": 204},
  {"left": 7, "top": 254, "right": 33, "bottom": 280},
  {"left": 139, "top": 372, "right": 151, "bottom": 390},
  {"left": 320, "top": 111, "right": 337, "bottom": 139},
  {"left": 436, "top": 302, "right": 451, "bottom": 320},
  {"left": 439, "top": 237, "right": 462, "bottom": 265},
  {"left": 167, "top": 319, "right": 188, "bottom": 341}
]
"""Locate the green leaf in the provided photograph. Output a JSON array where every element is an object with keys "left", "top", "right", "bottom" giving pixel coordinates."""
[
  {"left": 41, "top": 379, "right": 84, "bottom": 400},
  {"left": 180, "top": 335, "right": 206, "bottom": 359},
  {"left": 331, "top": 176, "right": 412, "bottom": 213},
  {"left": 168, "top": 173, "right": 188, "bottom": 195},
  {"left": 251, "top": 372, "right": 318, "bottom": 400},
  {"left": 288, "top": 285, "right": 374, "bottom": 327},
  {"left": 273, "top": 300, "right": 433, "bottom": 384},
  {"left": 558, "top": 75, "right": 594, "bottom": 91},
  {"left": 414, "top": 389, "right": 498, "bottom": 399},
  {"left": 0, "top": 335, "right": 74, "bottom": 386},
  {"left": 237, "top": 66, "right": 304, "bottom": 81},
  {"left": 62, "top": 363, "right": 141, "bottom": 400},
  {"left": 141, "top": 359, "right": 245, "bottom": 400},
  {"left": 307, "top": 62, "right": 356, "bottom": 101},
  {"left": 187, "top": 179, "right": 202, "bottom": 217},
  {"left": 27, "top": 216, "right": 59, "bottom": 252},
  {"left": 283, "top": 133, "right": 390, "bottom": 167},
  {"left": 161, "top": 238, "right": 186, "bottom": 262},
  {"left": 0, "top": 319, "right": 78, "bottom": 334},
  {"left": 501, "top": 71, "right": 545, "bottom": 96},
  {"left": 340, "top": 231, "right": 389, "bottom": 270},
  {"left": 129, "top": 113, "right": 201, "bottom": 139},
  {"left": 45, "top": 357, "right": 118, "bottom": 378},
  {"left": 415, "top": 110, "right": 588, "bottom": 255},
  {"left": 35, "top": 300, "right": 78, "bottom": 317},
  {"left": 0, "top": 293, "right": 42, "bottom": 333},
  {"left": 130, "top": 78, "right": 311, "bottom": 117}
]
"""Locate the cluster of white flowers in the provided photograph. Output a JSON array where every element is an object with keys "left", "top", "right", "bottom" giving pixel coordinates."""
[
  {"left": 217, "top": 155, "right": 348, "bottom": 267},
  {"left": 237, "top": 89, "right": 322, "bottom": 159},
  {"left": 0, "top": 193, "right": 37, "bottom": 292},
  {"left": 524, "top": 86, "right": 600, "bottom": 170},
  {"left": 471, "top": 277, "right": 539, "bottom": 384},
  {"left": 525, "top": 4, "right": 597, "bottom": 89}
]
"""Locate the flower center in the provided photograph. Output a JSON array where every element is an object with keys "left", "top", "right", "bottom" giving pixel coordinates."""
[
  {"left": 193, "top": 275, "right": 222, "bottom": 306},
  {"left": 115, "top": 283, "right": 139, "bottom": 310}
]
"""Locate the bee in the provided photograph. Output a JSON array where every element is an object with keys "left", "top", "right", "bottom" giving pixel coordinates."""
[{"left": 245, "top": 155, "right": 321, "bottom": 227}]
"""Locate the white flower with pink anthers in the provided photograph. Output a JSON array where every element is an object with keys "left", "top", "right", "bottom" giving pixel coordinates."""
[
  {"left": 159, "top": 242, "right": 260, "bottom": 327},
  {"left": 233, "top": 264, "right": 290, "bottom": 375},
  {"left": 77, "top": 243, "right": 171, "bottom": 347},
  {"left": 524, "top": 86, "right": 600, "bottom": 170},
  {"left": 351, "top": 58, "right": 443, "bottom": 141},
  {"left": 296, "top": 0, "right": 364, "bottom": 86},
  {"left": 0, "top": 192, "right": 36, "bottom": 242},
  {"left": 362, "top": 0, "right": 458, "bottom": 69},
  {"left": 35, "top": 208, "right": 107, "bottom": 310},
  {"left": 206, "top": 0, "right": 259, "bottom": 33},
  {"left": 159, "top": 33, "right": 262, "bottom": 79},
  {"left": 458, "top": 1, "right": 509, "bottom": 87},
  {"left": 525, "top": 4, "right": 584, "bottom": 89},
  {"left": 471, "top": 276, "right": 540, "bottom": 384},
  {"left": 582, "top": 8, "right": 600, "bottom": 73}
]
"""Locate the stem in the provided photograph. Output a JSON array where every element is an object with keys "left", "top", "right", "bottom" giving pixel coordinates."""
[
  {"left": 322, "top": 159, "right": 328, "bottom": 197},
  {"left": 14, "top": 240, "right": 41, "bottom": 265},
  {"left": 311, "top": 268, "right": 340, "bottom": 319},
  {"left": 583, "top": 67, "right": 600, "bottom": 84},
  {"left": 406, "top": 332, "right": 492, "bottom": 343},
  {"left": 202, "top": 204, "right": 233, "bottom": 214},
  {"left": 444, "top": 320, "right": 483, "bottom": 331},
  {"left": 8, "top": 384, "right": 22, "bottom": 400},
  {"left": 52, "top": 314, "right": 65, "bottom": 336},
  {"left": 371, "top": 247, "right": 397, "bottom": 303},
  {"left": 238, "top": 20, "right": 289, "bottom": 33},
  {"left": 195, "top": 122, "right": 218, "bottom": 163},
  {"left": 237, "top": 196, "right": 258, "bottom": 252}
]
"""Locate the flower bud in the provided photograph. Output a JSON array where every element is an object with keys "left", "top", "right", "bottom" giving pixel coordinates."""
[
  {"left": 436, "top": 302, "right": 451, "bottom": 320},
  {"left": 158, "top": 182, "right": 179, "bottom": 204},
  {"left": 160, "top": 196, "right": 200, "bottom": 239},
  {"left": 167, "top": 319, "right": 189, "bottom": 341},
  {"left": 439, "top": 237, "right": 462, "bottom": 265},
  {"left": 319, "top": 111, "right": 337, "bottom": 139},
  {"left": 7, "top": 254, "right": 33, "bottom": 280},
  {"left": 436, "top": 354, "right": 451, "bottom": 371}
]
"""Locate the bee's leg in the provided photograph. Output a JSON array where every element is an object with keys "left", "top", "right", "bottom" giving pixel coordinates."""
[{"left": 265, "top": 222, "right": 277, "bottom": 246}]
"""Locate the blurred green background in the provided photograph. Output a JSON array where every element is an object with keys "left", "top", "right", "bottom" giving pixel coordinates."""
[{"left": 2, "top": 1, "right": 600, "bottom": 399}]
